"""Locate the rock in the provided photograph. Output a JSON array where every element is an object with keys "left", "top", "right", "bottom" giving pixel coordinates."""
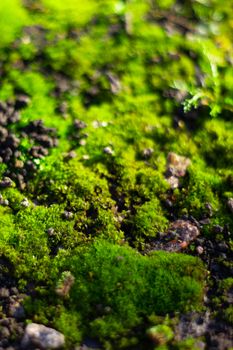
[
  {"left": 30, "top": 146, "right": 49, "bottom": 158},
  {"left": 167, "top": 175, "right": 179, "bottom": 189},
  {"left": 65, "top": 151, "right": 77, "bottom": 160},
  {"left": 168, "top": 220, "right": 200, "bottom": 243},
  {"left": 0, "top": 195, "right": 9, "bottom": 206},
  {"left": 20, "top": 198, "right": 30, "bottom": 208},
  {"left": 0, "top": 177, "right": 13, "bottom": 188},
  {"left": 166, "top": 152, "right": 191, "bottom": 177},
  {"left": 79, "top": 139, "right": 86, "bottom": 146},
  {"left": 74, "top": 119, "right": 87, "bottom": 130},
  {"left": 63, "top": 211, "right": 74, "bottom": 220},
  {"left": 8, "top": 301, "right": 25, "bottom": 319},
  {"left": 47, "top": 228, "right": 55, "bottom": 235},
  {"left": 103, "top": 146, "right": 114, "bottom": 155},
  {"left": 142, "top": 148, "right": 154, "bottom": 159},
  {"left": 0, "top": 327, "right": 10, "bottom": 339},
  {"left": 227, "top": 198, "right": 233, "bottom": 214},
  {"left": 92, "top": 120, "right": 108, "bottom": 128},
  {"left": 196, "top": 246, "right": 204, "bottom": 255},
  {"left": 21, "top": 323, "right": 65, "bottom": 349},
  {"left": 0, "top": 288, "right": 10, "bottom": 298}
]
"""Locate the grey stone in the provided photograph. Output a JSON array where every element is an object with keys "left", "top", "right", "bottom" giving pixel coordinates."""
[
  {"left": 9, "top": 301, "right": 25, "bottom": 319},
  {"left": 103, "top": 146, "right": 114, "bottom": 155},
  {"left": 21, "top": 323, "right": 65, "bottom": 349}
]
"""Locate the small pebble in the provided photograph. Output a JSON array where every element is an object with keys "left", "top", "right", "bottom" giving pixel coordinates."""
[
  {"left": 8, "top": 302, "right": 25, "bottom": 319},
  {"left": 20, "top": 198, "right": 30, "bottom": 208},
  {"left": 47, "top": 228, "right": 55, "bottom": 235},
  {"left": 0, "top": 327, "right": 10, "bottom": 339},
  {"left": 142, "top": 148, "right": 154, "bottom": 159},
  {"left": 0, "top": 288, "right": 10, "bottom": 298},
  {"left": 79, "top": 139, "right": 86, "bottom": 146},
  {"left": 167, "top": 152, "right": 191, "bottom": 177},
  {"left": 168, "top": 220, "right": 200, "bottom": 243},
  {"left": 167, "top": 175, "right": 179, "bottom": 189},
  {"left": 0, "top": 177, "right": 13, "bottom": 188},
  {"left": 74, "top": 119, "right": 87, "bottom": 130},
  {"left": 65, "top": 151, "right": 77, "bottom": 160},
  {"left": 196, "top": 246, "right": 204, "bottom": 255},
  {"left": 63, "top": 211, "right": 74, "bottom": 220},
  {"left": 103, "top": 146, "right": 114, "bottom": 155}
]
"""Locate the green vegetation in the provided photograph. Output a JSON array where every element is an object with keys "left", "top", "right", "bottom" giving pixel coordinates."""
[{"left": 0, "top": 0, "right": 232, "bottom": 349}]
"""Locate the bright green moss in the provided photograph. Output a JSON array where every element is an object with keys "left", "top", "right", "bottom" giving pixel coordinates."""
[
  {"left": 0, "top": 0, "right": 29, "bottom": 48},
  {"left": 177, "top": 164, "right": 220, "bottom": 218},
  {"left": 132, "top": 198, "right": 168, "bottom": 238},
  {"left": 49, "top": 240, "right": 205, "bottom": 346}
]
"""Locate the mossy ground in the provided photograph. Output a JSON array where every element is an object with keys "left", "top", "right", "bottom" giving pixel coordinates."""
[{"left": 0, "top": 0, "right": 232, "bottom": 349}]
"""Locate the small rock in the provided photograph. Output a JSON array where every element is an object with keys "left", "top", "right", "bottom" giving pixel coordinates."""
[
  {"left": 79, "top": 139, "right": 86, "bottom": 146},
  {"left": 20, "top": 198, "right": 30, "bottom": 208},
  {"left": 167, "top": 152, "right": 191, "bottom": 177},
  {"left": 205, "top": 202, "right": 213, "bottom": 216},
  {"left": 142, "top": 148, "right": 154, "bottom": 159},
  {"left": 196, "top": 246, "right": 204, "bottom": 255},
  {"left": 93, "top": 120, "right": 108, "bottom": 128},
  {"left": 168, "top": 220, "right": 200, "bottom": 243},
  {"left": 65, "top": 151, "right": 77, "bottom": 160},
  {"left": 0, "top": 195, "right": 9, "bottom": 206},
  {"left": 167, "top": 175, "right": 179, "bottom": 189},
  {"left": 106, "top": 72, "right": 121, "bottom": 94},
  {"left": 103, "top": 146, "right": 114, "bottom": 155},
  {"left": 15, "top": 159, "right": 24, "bottom": 169},
  {"left": 21, "top": 323, "right": 65, "bottom": 349},
  {"left": 227, "top": 198, "right": 233, "bottom": 214},
  {"left": 199, "top": 218, "right": 210, "bottom": 225},
  {"left": 63, "top": 211, "right": 74, "bottom": 220},
  {"left": 74, "top": 119, "right": 87, "bottom": 130},
  {"left": 0, "top": 177, "right": 13, "bottom": 188},
  {"left": 47, "top": 228, "right": 55, "bottom": 236},
  {"left": 0, "top": 327, "right": 10, "bottom": 339},
  {"left": 8, "top": 302, "right": 25, "bottom": 319},
  {"left": 0, "top": 288, "right": 10, "bottom": 298}
]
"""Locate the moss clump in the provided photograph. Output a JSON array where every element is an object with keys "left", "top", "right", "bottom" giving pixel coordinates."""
[
  {"left": 46, "top": 240, "right": 205, "bottom": 347},
  {"left": 0, "top": 0, "right": 29, "bottom": 48},
  {"left": 132, "top": 198, "right": 168, "bottom": 238}
]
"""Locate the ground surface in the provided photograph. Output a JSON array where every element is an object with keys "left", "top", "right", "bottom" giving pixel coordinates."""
[{"left": 0, "top": 0, "right": 232, "bottom": 349}]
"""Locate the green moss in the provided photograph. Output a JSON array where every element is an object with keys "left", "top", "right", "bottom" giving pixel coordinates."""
[
  {"left": 48, "top": 240, "right": 205, "bottom": 346},
  {"left": 0, "top": 0, "right": 232, "bottom": 348},
  {"left": 177, "top": 164, "right": 220, "bottom": 218},
  {"left": 0, "top": 0, "right": 29, "bottom": 48},
  {"left": 132, "top": 198, "right": 168, "bottom": 238}
]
